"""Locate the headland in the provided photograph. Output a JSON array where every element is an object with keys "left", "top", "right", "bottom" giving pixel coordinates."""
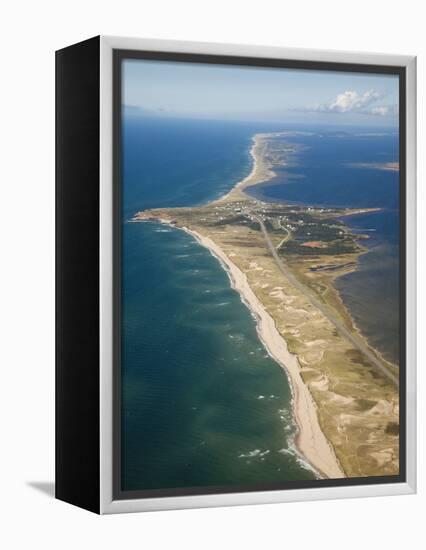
[{"left": 132, "top": 132, "right": 400, "bottom": 478}]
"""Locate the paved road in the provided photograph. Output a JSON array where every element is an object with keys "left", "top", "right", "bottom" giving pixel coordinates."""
[{"left": 253, "top": 215, "right": 399, "bottom": 387}]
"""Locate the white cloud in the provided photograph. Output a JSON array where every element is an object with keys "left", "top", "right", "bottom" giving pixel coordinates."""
[
  {"left": 369, "top": 104, "right": 399, "bottom": 117},
  {"left": 315, "top": 89, "right": 383, "bottom": 113},
  {"left": 302, "top": 89, "right": 397, "bottom": 117},
  {"left": 369, "top": 105, "right": 389, "bottom": 116}
]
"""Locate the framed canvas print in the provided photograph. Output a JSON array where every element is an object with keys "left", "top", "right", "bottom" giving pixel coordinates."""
[{"left": 55, "top": 36, "right": 416, "bottom": 514}]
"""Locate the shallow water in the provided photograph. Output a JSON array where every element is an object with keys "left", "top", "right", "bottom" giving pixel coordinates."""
[{"left": 247, "top": 131, "right": 400, "bottom": 365}]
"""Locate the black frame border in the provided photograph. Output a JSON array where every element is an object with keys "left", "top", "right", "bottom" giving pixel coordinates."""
[
  {"left": 56, "top": 36, "right": 101, "bottom": 513},
  {"left": 112, "top": 48, "right": 407, "bottom": 501}
]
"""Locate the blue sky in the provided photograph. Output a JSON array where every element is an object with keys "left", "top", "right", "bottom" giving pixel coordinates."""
[{"left": 123, "top": 59, "right": 399, "bottom": 127}]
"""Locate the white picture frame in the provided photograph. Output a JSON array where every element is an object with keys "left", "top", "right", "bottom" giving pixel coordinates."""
[{"left": 98, "top": 36, "right": 416, "bottom": 514}]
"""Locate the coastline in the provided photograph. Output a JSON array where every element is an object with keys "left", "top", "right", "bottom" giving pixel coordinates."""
[
  {"left": 132, "top": 130, "right": 400, "bottom": 478},
  {"left": 230, "top": 135, "right": 397, "bottom": 373},
  {"left": 213, "top": 133, "right": 278, "bottom": 204},
  {"left": 156, "top": 216, "right": 344, "bottom": 479},
  {"left": 329, "top": 264, "right": 399, "bottom": 371}
]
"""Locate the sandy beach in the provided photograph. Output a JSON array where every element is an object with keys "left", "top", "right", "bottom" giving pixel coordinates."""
[
  {"left": 134, "top": 130, "right": 400, "bottom": 478},
  {"left": 161, "top": 133, "right": 344, "bottom": 478},
  {"left": 157, "top": 217, "right": 344, "bottom": 479},
  {"left": 214, "top": 134, "right": 278, "bottom": 203},
  {"left": 139, "top": 134, "right": 347, "bottom": 478}
]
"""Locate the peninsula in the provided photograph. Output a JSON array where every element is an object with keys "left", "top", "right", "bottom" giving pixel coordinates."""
[{"left": 132, "top": 132, "right": 400, "bottom": 479}]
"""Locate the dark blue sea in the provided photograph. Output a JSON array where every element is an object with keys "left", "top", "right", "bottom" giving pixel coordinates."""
[
  {"left": 121, "top": 116, "right": 399, "bottom": 491},
  {"left": 247, "top": 130, "right": 400, "bottom": 363}
]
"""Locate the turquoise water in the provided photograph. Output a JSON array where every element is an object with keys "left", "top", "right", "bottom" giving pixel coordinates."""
[
  {"left": 122, "top": 222, "right": 315, "bottom": 490},
  {"left": 121, "top": 118, "right": 400, "bottom": 491},
  {"left": 121, "top": 117, "right": 316, "bottom": 491}
]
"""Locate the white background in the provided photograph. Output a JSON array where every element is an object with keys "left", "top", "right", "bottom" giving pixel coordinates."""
[{"left": 1, "top": 0, "right": 424, "bottom": 548}]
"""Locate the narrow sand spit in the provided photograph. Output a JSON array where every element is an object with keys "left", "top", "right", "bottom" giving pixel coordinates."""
[
  {"left": 158, "top": 219, "right": 344, "bottom": 479},
  {"left": 134, "top": 131, "right": 401, "bottom": 477},
  {"left": 147, "top": 131, "right": 345, "bottom": 479},
  {"left": 215, "top": 134, "right": 276, "bottom": 203}
]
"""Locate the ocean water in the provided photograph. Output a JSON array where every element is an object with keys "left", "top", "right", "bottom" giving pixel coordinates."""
[
  {"left": 122, "top": 117, "right": 254, "bottom": 216},
  {"left": 121, "top": 117, "right": 316, "bottom": 491},
  {"left": 121, "top": 118, "right": 400, "bottom": 491},
  {"left": 247, "top": 130, "right": 400, "bottom": 364}
]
